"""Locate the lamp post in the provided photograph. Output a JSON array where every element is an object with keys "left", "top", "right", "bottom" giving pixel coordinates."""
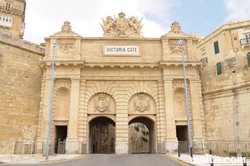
[
  {"left": 45, "top": 40, "right": 57, "bottom": 161},
  {"left": 179, "top": 39, "right": 193, "bottom": 158}
]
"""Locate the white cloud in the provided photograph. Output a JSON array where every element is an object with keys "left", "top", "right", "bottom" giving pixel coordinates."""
[
  {"left": 223, "top": 0, "right": 250, "bottom": 23},
  {"left": 24, "top": 0, "right": 176, "bottom": 44}
]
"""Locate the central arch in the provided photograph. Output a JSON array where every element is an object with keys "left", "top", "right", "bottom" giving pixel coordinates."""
[
  {"left": 89, "top": 116, "right": 116, "bottom": 154},
  {"left": 128, "top": 116, "right": 155, "bottom": 154}
]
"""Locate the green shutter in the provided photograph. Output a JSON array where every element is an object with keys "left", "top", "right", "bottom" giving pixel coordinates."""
[
  {"left": 247, "top": 52, "right": 250, "bottom": 65},
  {"left": 214, "top": 41, "right": 220, "bottom": 54},
  {"left": 216, "top": 62, "right": 222, "bottom": 75}
]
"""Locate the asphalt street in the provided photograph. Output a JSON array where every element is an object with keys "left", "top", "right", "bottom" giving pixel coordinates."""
[{"left": 1, "top": 154, "right": 182, "bottom": 166}]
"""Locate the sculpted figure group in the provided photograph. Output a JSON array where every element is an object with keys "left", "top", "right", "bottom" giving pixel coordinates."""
[{"left": 101, "top": 12, "right": 143, "bottom": 38}]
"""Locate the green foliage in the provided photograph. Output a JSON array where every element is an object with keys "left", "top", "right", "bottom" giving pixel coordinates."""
[
  {"left": 141, "top": 137, "right": 148, "bottom": 142},
  {"left": 134, "top": 126, "right": 139, "bottom": 132},
  {"left": 141, "top": 130, "right": 149, "bottom": 136}
]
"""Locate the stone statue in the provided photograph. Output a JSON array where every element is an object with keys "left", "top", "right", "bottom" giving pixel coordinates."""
[{"left": 100, "top": 12, "right": 143, "bottom": 38}]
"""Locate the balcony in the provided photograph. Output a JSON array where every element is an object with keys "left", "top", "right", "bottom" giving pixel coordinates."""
[
  {"left": 240, "top": 38, "right": 250, "bottom": 46},
  {"left": 0, "top": 6, "right": 24, "bottom": 16}
]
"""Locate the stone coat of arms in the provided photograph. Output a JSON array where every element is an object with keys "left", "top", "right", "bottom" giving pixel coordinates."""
[
  {"left": 133, "top": 94, "right": 150, "bottom": 112},
  {"left": 100, "top": 12, "right": 143, "bottom": 38},
  {"left": 93, "top": 94, "right": 110, "bottom": 112}
]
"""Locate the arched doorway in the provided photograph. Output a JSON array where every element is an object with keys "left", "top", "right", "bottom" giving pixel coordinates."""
[
  {"left": 89, "top": 116, "right": 115, "bottom": 154},
  {"left": 128, "top": 116, "right": 155, "bottom": 154}
]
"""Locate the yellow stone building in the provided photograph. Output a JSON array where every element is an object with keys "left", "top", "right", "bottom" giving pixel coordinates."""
[
  {"left": 197, "top": 21, "right": 250, "bottom": 155},
  {"left": 0, "top": 0, "right": 26, "bottom": 38},
  {"left": 1, "top": 0, "right": 250, "bottom": 156},
  {"left": 36, "top": 16, "right": 204, "bottom": 154}
]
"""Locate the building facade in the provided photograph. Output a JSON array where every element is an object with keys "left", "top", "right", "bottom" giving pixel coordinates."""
[
  {"left": 36, "top": 14, "right": 205, "bottom": 154},
  {"left": 0, "top": 33, "right": 44, "bottom": 154},
  {"left": 1, "top": 1, "right": 250, "bottom": 156},
  {"left": 197, "top": 20, "right": 250, "bottom": 156},
  {"left": 0, "top": 0, "right": 26, "bottom": 38}
]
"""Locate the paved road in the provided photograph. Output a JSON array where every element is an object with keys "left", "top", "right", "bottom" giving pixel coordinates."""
[{"left": 1, "top": 154, "right": 182, "bottom": 166}]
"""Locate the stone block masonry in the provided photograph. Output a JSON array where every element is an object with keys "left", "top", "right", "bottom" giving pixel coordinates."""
[{"left": 0, "top": 33, "right": 45, "bottom": 154}]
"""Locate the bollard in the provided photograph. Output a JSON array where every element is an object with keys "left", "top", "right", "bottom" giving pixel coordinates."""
[
  {"left": 178, "top": 144, "right": 180, "bottom": 157},
  {"left": 209, "top": 150, "right": 214, "bottom": 166},
  {"left": 190, "top": 147, "right": 193, "bottom": 158},
  {"left": 242, "top": 156, "right": 247, "bottom": 166}
]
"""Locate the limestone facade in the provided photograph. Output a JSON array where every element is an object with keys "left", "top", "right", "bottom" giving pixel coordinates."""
[
  {"left": 0, "top": 0, "right": 26, "bottom": 38},
  {"left": 197, "top": 20, "right": 250, "bottom": 141},
  {"left": 36, "top": 16, "right": 205, "bottom": 154},
  {"left": 0, "top": 33, "right": 44, "bottom": 153}
]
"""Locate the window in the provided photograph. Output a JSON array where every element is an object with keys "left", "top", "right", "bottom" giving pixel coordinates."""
[
  {"left": 6, "top": 3, "right": 10, "bottom": 10},
  {"left": 246, "top": 34, "right": 250, "bottom": 44},
  {"left": 216, "top": 62, "right": 222, "bottom": 75},
  {"left": 247, "top": 52, "right": 250, "bottom": 66},
  {"left": 214, "top": 41, "right": 220, "bottom": 54}
]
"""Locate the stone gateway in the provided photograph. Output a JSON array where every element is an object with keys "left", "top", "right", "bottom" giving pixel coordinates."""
[{"left": 35, "top": 15, "right": 205, "bottom": 154}]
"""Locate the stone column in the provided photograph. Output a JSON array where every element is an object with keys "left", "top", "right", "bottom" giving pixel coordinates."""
[
  {"left": 66, "top": 78, "right": 80, "bottom": 153},
  {"left": 164, "top": 78, "right": 178, "bottom": 153},
  {"left": 189, "top": 79, "right": 204, "bottom": 140}
]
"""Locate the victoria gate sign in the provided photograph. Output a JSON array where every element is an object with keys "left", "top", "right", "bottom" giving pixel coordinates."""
[{"left": 104, "top": 46, "right": 140, "bottom": 55}]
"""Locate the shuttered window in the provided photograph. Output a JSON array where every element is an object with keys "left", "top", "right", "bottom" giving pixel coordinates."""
[
  {"left": 216, "top": 62, "right": 222, "bottom": 75},
  {"left": 214, "top": 41, "right": 220, "bottom": 54}
]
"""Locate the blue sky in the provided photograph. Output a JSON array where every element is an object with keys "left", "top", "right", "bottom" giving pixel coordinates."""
[
  {"left": 170, "top": 1, "right": 226, "bottom": 36},
  {"left": 24, "top": 0, "right": 250, "bottom": 44}
]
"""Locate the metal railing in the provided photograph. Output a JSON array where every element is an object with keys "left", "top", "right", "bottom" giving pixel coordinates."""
[
  {"left": 11, "top": 140, "right": 250, "bottom": 157},
  {"left": 240, "top": 38, "right": 250, "bottom": 46},
  {"left": 193, "top": 140, "right": 250, "bottom": 157}
]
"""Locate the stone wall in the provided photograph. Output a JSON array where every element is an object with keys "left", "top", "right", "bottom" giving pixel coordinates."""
[
  {"left": 0, "top": 33, "right": 44, "bottom": 154},
  {"left": 201, "top": 56, "right": 250, "bottom": 141}
]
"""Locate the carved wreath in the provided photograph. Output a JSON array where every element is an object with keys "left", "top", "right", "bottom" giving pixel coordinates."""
[{"left": 133, "top": 94, "right": 150, "bottom": 112}]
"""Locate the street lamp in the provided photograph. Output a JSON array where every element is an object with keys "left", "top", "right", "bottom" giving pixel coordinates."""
[
  {"left": 45, "top": 40, "right": 57, "bottom": 161},
  {"left": 179, "top": 39, "right": 193, "bottom": 158}
]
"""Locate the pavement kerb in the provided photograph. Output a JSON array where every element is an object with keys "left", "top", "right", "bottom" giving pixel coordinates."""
[
  {"left": 39, "top": 154, "right": 86, "bottom": 164},
  {"left": 163, "top": 154, "right": 196, "bottom": 166}
]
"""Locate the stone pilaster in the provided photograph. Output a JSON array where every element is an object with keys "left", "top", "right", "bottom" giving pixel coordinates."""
[
  {"left": 164, "top": 78, "right": 178, "bottom": 153},
  {"left": 78, "top": 80, "right": 86, "bottom": 153},
  {"left": 115, "top": 96, "right": 129, "bottom": 154},
  {"left": 162, "top": 39, "right": 170, "bottom": 61},
  {"left": 189, "top": 79, "right": 204, "bottom": 141},
  {"left": 66, "top": 78, "right": 80, "bottom": 153},
  {"left": 157, "top": 80, "right": 166, "bottom": 153},
  {"left": 36, "top": 78, "right": 53, "bottom": 153}
]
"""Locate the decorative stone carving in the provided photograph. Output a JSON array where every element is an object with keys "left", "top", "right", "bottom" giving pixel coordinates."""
[
  {"left": 61, "top": 21, "right": 72, "bottom": 33},
  {"left": 162, "top": 21, "right": 189, "bottom": 37},
  {"left": 52, "top": 21, "right": 79, "bottom": 37},
  {"left": 133, "top": 93, "right": 150, "bottom": 112},
  {"left": 170, "top": 46, "right": 182, "bottom": 54},
  {"left": 171, "top": 22, "right": 182, "bottom": 34},
  {"left": 100, "top": 12, "right": 143, "bottom": 38},
  {"left": 58, "top": 44, "right": 74, "bottom": 54},
  {"left": 93, "top": 93, "right": 110, "bottom": 112}
]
